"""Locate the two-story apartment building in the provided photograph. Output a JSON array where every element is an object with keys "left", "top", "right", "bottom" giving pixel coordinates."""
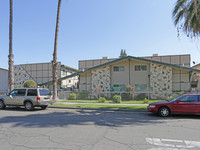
[{"left": 70, "top": 54, "right": 200, "bottom": 99}]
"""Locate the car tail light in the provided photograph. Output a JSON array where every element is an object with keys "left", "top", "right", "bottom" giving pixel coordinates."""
[{"left": 37, "top": 97, "right": 40, "bottom": 100}]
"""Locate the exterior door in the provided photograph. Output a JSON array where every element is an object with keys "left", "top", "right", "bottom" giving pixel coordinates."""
[
  {"left": 172, "top": 95, "right": 199, "bottom": 113},
  {"left": 5, "top": 89, "right": 26, "bottom": 105}
]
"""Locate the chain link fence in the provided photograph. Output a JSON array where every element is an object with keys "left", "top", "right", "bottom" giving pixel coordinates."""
[{"left": 58, "top": 90, "right": 196, "bottom": 101}]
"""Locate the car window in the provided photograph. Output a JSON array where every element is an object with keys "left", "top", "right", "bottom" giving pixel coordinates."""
[
  {"left": 39, "top": 89, "right": 51, "bottom": 96},
  {"left": 179, "top": 95, "right": 198, "bottom": 102},
  {"left": 10, "top": 89, "right": 26, "bottom": 96},
  {"left": 27, "top": 89, "right": 37, "bottom": 96}
]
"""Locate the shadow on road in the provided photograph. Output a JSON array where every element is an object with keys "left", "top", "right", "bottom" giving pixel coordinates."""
[
  {"left": 4, "top": 106, "right": 42, "bottom": 111},
  {"left": 0, "top": 108, "right": 200, "bottom": 128}
]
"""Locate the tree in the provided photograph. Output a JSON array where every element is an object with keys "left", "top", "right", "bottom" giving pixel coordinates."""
[
  {"left": 52, "top": 0, "right": 62, "bottom": 100},
  {"left": 120, "top": 49, "right": 123, "bottom": 58},
  {"left": 123, "top": 50, "right": 127, "bottom": 57},
  {"left": 8, "top": 0, "right": 14, "bottom": 92},
  {"left": 172, "top": 0, "right": 200, "bottom": 38},
  {"left": 119, "top": 49, "right": 127, "bottom": 58},
  {"left": 24, "top": 80, "right": 37, "bottom": 88}
]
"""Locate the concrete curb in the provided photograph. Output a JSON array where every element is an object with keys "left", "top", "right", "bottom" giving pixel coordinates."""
[{"left": 49, "top": 106, "right": 148, "bottom": 112}]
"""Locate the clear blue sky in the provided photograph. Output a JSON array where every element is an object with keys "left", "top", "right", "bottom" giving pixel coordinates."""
[{"left": 0, "top": 0, "right": 200, "bottom": 70}]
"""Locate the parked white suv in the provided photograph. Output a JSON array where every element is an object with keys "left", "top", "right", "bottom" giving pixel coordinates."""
[{"left": 0, "top": 88, "right": 54, "bottom": 110}]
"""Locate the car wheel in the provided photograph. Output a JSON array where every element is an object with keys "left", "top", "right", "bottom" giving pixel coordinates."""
[
  {"left": 41, "top": 105, "right": 48, "bottom": 110},
  {"left": 0, "top": 100, "right": 5, "bottom": 109},
  {"left": 158, "top": 107, "right": 170, "bottom": 117},
  {"left": 24, "top": 101, "right": 33, "bottom": 111}
]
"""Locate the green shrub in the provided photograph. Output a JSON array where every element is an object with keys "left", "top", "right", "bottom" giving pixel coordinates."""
[
  {"left": 166, "top": 96, "right": 173, "bottom": 100},
  {"left": 112, "top": 95, "right": 121, "bottom": 103},
  {"left": 144, "top": 98, "right": 148, "bottom": 104},
  {"left": 98, "top": 97, "right": 106, "bottom": 103},
  {"left": 78, "top": 91, "right": 90, "bottom": 99},
  {"left": 121, "top": 93, "right": 132, "bottom": 101},
  {"left": 24, "top": 80, "right": 37, "bottom": 88},
  {"left": 135, "top": 93, "right": 146, "bottom": 100},
  {"left": 69, "top": 93, "right": 77, "bottom": 100}
]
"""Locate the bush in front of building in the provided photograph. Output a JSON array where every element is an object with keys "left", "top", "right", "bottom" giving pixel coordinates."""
[
  {"left": 144, "top": 98, "right": 148, "bottom": 103},
  {"left": 134, "top": 93, "right": 146, "bottom": 100},
  {"left": 112, "top": 95, "right": 121, "bottom": 103},
  {"left": 69, "top": 93, "right": 77, "bottom": 100},
  {"left": 98, "top": 97, "right": 106, "bottom": 103},
  {"left": 121, "top": 93, "right": 133, "bottom": 100},
  {"left": 24, "top": 80, "right": 37, "bottom": 88},
  {"left": 78, "top": 91, "right": 90, "bottom": 99}
]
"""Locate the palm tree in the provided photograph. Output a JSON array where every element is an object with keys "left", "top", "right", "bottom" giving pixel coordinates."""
[
  {"left": 8, "top": 0, "right": 14, "bottom": 92},
  {"left": 172, "top": 0, "right": 200, "bottom": 38},
  {"left": 52, "top": 0, "right": 62, "bottom": 100}
]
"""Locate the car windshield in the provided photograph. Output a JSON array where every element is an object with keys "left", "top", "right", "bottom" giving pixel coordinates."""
[
  {"left": 39, "top": 89, "right": 51, "bottom": 96},
  {"left": 168, "top": 95, "right": 183, "bottom": 102}
]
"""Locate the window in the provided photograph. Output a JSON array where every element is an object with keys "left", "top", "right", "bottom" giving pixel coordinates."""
[
  {"left": 179, "top": 95, "right": 198, "bottom": 102},
  {"left": 113, "top": 66, "right": 125, "bottom": 72},
  {"left": 39, "top": 89, "right": 51, "bottom": 96},
  {"left": 135, "top": 84, "right": 147, "bottom": 91},
  {"left": 114, "top": 85, "right": 125, "bottom": 91},
  {"left": 135, "top": 65, "right": 147, "bottom": 71},
  {"left": 110, "top": 85, "right": 125, "bottom": 92},
  {"left": 27, "top": 89, "right": 37, "bottom": 96},
  {"left": 10, "top": 89, "right": 26, "bottom": 96}
]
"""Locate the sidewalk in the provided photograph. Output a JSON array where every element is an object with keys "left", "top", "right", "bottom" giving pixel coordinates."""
[{"left": 58, "top": 102, "right": 148, "bottom": 106}]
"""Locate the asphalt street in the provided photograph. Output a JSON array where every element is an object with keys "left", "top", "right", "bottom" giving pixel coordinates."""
[{"left": 0, "top": 107, "right": 200, "bottom": 150}]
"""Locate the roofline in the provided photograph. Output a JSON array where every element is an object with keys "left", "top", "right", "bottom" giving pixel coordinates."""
[
  {"left": 79, "top": 54, "right": 191, "bottom": 62},
  {"left": 79, "top": 56, "right": 200, "bottom": 73},
  {"left": 39, "top": 55, "right": 200, "bottom": 86},
  {"left": 79, "top": 57, "right": 117, "bottom": 62},
  {"left": 128, "top": 56, "right": 199, "bottom": 72},
  {"left": 14, "top": 62, "right": 61, "bottom": 66},
  {"left": 141, "top": 54, "right": 190, "bottom": 58},
  {"left": 61, "top": 65, "right": 78, "bottom": 72},
  {"left": 192, "top": 63, "right": 200, "bottom": 68},
  {"left": 0, "top": 68, "right": 8, "bottom": 71},
  {"left": 38, "top": 72, "right": 81, "bottom": 86}
]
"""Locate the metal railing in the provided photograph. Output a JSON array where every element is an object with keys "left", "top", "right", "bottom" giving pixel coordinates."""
[{"left": 57, "top": 90, "right": 196, "bottom": 100}]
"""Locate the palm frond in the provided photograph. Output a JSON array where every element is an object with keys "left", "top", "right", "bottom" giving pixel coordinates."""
[{"left": 173, "top": 0, "right": 200, "bottom": 38}]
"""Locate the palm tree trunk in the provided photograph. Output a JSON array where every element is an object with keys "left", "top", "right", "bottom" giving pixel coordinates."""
[
  {"left": 53, "top": 0, "right": 61, "bottom": 100},
  {"left": 8, "top": 0, "right": 14, "bottom": 92}
]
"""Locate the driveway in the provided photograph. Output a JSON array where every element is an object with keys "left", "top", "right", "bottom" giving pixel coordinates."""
[{"left": 0, "top": 107, "right": 200, "bottom": 150}]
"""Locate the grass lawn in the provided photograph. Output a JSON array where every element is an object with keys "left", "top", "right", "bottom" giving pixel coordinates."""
[
  {"left": 60, "top": 99, "right": 163, "bottom": 104},
  {"left": 51, "top": 103, "right": 147, "bottom": 110}
]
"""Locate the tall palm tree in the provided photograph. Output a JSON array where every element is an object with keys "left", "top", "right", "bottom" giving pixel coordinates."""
[
  {"left": 8, "top": 0, "right": 14, "bottom": 92},
  {"left": 172, "top": 0, "right": 200, "bottom": 38},
  {"left": 52, "top": 0, "right": 62, "bottom": 100}
]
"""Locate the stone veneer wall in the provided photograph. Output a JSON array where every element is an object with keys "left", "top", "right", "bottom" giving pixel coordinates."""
[
  {"left": 191, "top": 72, "right": 200, "bottom": 92},
  {"left": 150, "top": 63, "right": 172, "bottom": 99},
  {"left": 14, "top": 65, "right": 34, "bottom": 88},
  {"left": 92, "top": 66, "right": 110, "bottom": 98}
]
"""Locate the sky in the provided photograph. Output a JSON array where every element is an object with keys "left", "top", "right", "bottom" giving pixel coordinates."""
[{"left": 0, "top": 0, "right": 200, "bottom": 70}]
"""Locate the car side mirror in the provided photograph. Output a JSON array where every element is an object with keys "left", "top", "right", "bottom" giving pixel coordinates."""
[{"left": 175, "top": 99, "right": 181, "bottom": 104}]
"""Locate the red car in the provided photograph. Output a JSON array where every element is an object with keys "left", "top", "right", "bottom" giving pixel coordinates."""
[{"left": 147, "top": 94, "right": 200, "bottom": 117}]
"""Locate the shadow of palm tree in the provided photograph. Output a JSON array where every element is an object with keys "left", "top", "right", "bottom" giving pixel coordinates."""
[{"left": 0, "top": 108, "right": 199, "bottom": 128}]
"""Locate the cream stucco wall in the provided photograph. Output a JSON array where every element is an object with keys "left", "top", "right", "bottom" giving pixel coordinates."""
[
  {"left": 78, "top": 59, "right": 193, "bottom": 99},
  {"left": 110, "top": 60, "right": 129, "bottom": 86},
  {"left": 129, "top": 61, "right": 149, "bottom": 88},
  {"left": 172, "top": 68, "right": 190, "bottom": 91},
  {"left": 110, "top": 60, "right": 149, "bottom": 90}
]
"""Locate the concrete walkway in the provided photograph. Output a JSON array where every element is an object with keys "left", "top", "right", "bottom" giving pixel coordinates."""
[{"left": 57, "top": 102, "right": 148, "bottom": 106}]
